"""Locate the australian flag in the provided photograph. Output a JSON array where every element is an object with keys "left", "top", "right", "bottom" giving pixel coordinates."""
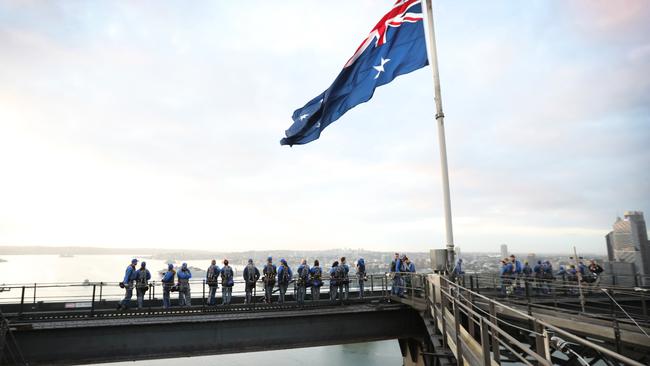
[{"left": 280, "top": 0, "right": 429, "bottom": 146}]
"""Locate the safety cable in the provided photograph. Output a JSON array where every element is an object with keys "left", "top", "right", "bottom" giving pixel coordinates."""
[
  {"left": 601, "top": 289, "right": 649, "bottom": 338},
  {"left": 450, "top": 289, "right": 544, "bottom": 336}
]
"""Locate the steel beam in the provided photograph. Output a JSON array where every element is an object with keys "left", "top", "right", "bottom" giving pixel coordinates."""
[{"left": 8, "top": 304, "right": 425, "bottom": 366}]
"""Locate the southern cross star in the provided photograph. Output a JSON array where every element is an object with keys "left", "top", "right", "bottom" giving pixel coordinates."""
[{"left": 373, "top": 57, "right": 391, "bottom": 79}]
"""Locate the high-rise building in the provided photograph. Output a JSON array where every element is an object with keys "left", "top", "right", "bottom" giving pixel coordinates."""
[
  {"left": 500, "top": 244, "right": 508, "bottom": 259},
  {"left": 605, "top": 211, "right": 650, "bottom": 276}
]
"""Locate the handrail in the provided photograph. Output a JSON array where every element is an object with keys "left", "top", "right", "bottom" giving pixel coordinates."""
[
  {"left": 434, "top": 275, "right": 645, "bottom": 366},
  {"left": 0, "top": 274, "right": 394, "bottom": 307}
]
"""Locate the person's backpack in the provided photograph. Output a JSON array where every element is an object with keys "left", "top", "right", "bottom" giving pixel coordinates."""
[
  {"left": 279, "top": 265, "right": 290, "bottom": 284},
  {"left": 334, "top": 265, "right": 346, "bottom": 283},
  {"left": 297, "top": 266, "right": 310, "bottom": 286},
  {"left": 136, "top": 270, "right": 148, "bottom": 291},
  {"left": 246, "top": 264, "right": 256, "bottom": 284},
  {"left": 222, "top": 266, "right": 234, "bottom": 287},
  {"left": 207, "top": 266, "right": 219, "bottom": 286},
  {"left": 264, "top": 264, "right": 276, "bottom": 284},
  {"left": 311, "top": 267, "right": 322, "bottom": 284}
]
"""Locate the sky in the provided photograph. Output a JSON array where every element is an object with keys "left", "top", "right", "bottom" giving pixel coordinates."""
[{"left": 0, "top": 0, "right": 648, "bottom": 254}]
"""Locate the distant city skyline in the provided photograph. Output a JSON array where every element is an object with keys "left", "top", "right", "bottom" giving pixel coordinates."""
[{"left": 0, "top": 1, "right": 648, "bottom": 254}]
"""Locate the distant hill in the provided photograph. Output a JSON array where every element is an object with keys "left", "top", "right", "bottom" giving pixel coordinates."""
[{"left": 0, "top": 246, "right": 148, "bottom": 255}]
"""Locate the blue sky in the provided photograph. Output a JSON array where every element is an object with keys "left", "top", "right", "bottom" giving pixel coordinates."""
[{"left": 0, "top": 0, "right": 648, "bottom": 254}]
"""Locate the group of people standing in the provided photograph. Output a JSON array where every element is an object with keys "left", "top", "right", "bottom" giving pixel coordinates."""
[
  {"left": 118, "top": 256, "right": 374, "bottom": 310},
  {"left": 117, "top": 259, "right": 152, "bottom": 310},
  {"left": 498, "top": 254, "right": 605, "bottom": 296},
  {"left": 389, "top": 253, "right": 417, "bottom": 298}
]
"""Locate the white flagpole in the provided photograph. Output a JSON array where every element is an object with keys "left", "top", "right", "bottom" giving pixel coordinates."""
[{"left": 422, "top": 0, "right": 455, "bottom": 269}]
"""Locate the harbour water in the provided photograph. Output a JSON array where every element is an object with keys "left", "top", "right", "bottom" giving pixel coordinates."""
[{"left": 0, "top": 255, "right": 403, "bottom": 365}]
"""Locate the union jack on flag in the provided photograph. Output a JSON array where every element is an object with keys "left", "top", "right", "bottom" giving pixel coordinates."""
[{"left": 281, "top": 0, "right": 429, "bottom": 146}]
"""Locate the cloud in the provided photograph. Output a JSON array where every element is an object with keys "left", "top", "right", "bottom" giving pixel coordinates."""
[{"left": 0, "top": 1, "right": 648, "bottom": 254}]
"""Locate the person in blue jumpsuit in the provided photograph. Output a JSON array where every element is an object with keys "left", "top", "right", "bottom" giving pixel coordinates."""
[
  {"left": 339, "top": 257, "right": 350, "bottom": 301},
  {"left": 243, "top": 258, "right": 260, "bottom": 304},
  {"left": 500, "top": 259, "right": 513, "bottom": 296},
  {"left": 262, "top": 257, "right": 277, "bottom": 304},
  {"left": 510, "top": 255, "right": 523, "bottom": 294},
  {"left": 221, "top": 259, "right": 234, "bottom": 305},
  {"left": 356, "top": 258, "right": 366, "bottom": 299},
  {"left": 390, "top": 253, "right": 404, "bottom": 297},
  {"left": 296, "top": 259, "right": 310, "bottom": 305},
  {"left": 310, "top": 260, "right": 323, "bottom": 302},
  {"left": 118, "top": 258, "right": 138, "bottom": 310},
  {"left": 206, "top": 259, "right": 220, "bottom": 306},
  {"left": 134, "top": 261, "right": 151, "bottom": 309},
  {"left": 161, "top": 263, "right": 175, "bottom": 309},
  {"left": 578, "top": 261, "right": 587, "bottom": 281},
  {"left": 177, "top": 263, "right": 192, "bottom": 307},
  {"left": 567, "top": 265, "right": 579, "bottom": 295},
  {"left": 329, "top": 261, "right": 340, "bottom": 302},
  {"left": 277, "top": 259, "right": 292, "bottom": 304},
  {"left": 403, "top": 256, "right": 416, "bottom": 293},
  {"left": 541, "top": 261, "right": 554, "bottom": 295}
]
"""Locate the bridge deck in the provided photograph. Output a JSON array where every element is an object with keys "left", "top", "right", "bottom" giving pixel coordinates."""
[{"left": 4, "top": 300, "right": 426, "bottom": 366}]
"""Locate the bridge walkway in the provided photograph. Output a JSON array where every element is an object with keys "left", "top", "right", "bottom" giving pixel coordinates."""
[
  {"left": 403, "top": 274, "right": 648, "bottom": 366},
  {"left": 2, "top": 273, "right": 649, "bottom": 366}
]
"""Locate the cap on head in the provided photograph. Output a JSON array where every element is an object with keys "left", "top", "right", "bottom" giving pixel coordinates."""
[
  {"left": 182, "top": 262, "right": 187, "bottom": 268},
  {"left": 267, "top": 256, "right": 272, "bottom": 262},
  {"left": 141, "top": 261, "right": 146, "bottom": 267},
  {"left": 280, "top": 258, "right": 287, "bottom": 264},
  {"left": 168, "top": 263, "right": 174, "bottom": 270},
  {"left": 131, "top": 258, "right": 138, "bottom": 264}
]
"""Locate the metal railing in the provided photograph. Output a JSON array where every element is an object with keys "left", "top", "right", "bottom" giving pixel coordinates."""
[
  {"left": 460, "top": 272, "right": 650, "bottom": 327},
  {"left": 1, "top": 272, "right": 645, "bottom": 365},
  {"left": 0, "top": 273, "right": 396, "bottom": 315},
  {"left": 417, "top": 274, "right": 645, "bottom": 366}
]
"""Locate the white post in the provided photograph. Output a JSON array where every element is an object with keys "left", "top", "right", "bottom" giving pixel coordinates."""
[{"left": 422, "top": 0, "right": 455, "bottom": 269}]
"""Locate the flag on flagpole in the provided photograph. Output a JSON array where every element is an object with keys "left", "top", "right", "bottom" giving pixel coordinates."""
[{"left": 280, "top": 0, "right": 429, "bottom": 146}]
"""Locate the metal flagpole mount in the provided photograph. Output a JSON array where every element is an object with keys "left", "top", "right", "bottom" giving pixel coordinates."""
[{"left": 422, "top": 0, "right": 455, "bottom": 270}]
